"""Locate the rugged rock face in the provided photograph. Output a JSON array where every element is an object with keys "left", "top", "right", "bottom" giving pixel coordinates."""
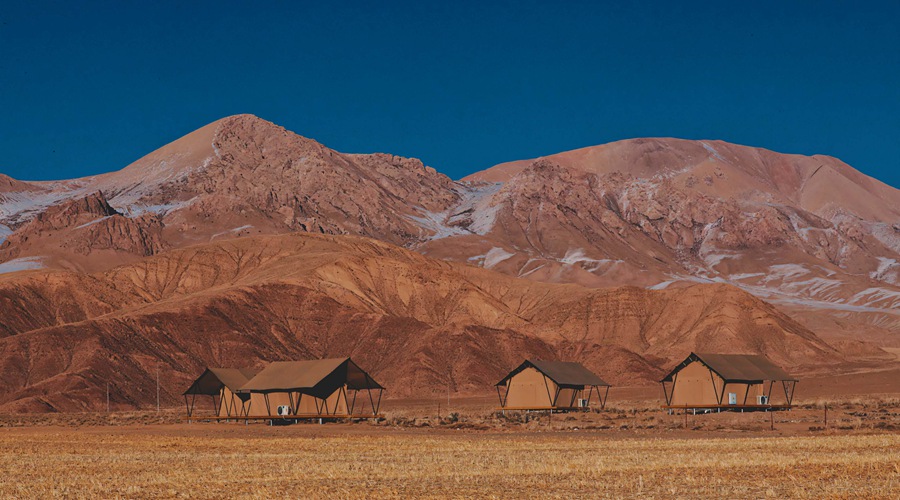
[
  {"left": 2, "top": 118, "right": 896, "bottom": 313},
  {"left": 446, "top": 139, "right": 900, "bottom": 345},
  {"left": 0, "top": 233, "right": 848, "bottom": 412},
  {"left": 0, "top": 192, "right": 165, "bottom": 270},
  {"left": 0, "top": 115, "right": 465, "bottom": 270},
  {"left": 0, "top": 116, "right": 898, "bottom": 413}
]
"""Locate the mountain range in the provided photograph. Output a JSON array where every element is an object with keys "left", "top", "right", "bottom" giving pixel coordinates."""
[{"left": 0, "top": 114, "right": 897, "bottom": 411}]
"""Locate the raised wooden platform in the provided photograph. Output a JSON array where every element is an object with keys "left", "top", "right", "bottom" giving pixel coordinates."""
[
  {"left": 184, "top": 414, "right": 384, "bottom": 422},
  {"left": 662, "top": 404, "right": 792, "bottom": 412},
  {"left": 495, "top": 406, "right": 592, "bottom": 412}
]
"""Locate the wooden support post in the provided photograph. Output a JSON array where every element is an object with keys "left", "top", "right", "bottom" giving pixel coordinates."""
[{"left": 374, "top": 389, "right": 383, "bottom": 416}]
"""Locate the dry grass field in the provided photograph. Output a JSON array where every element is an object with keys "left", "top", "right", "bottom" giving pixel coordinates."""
[
  {"left": 0, "top": 389, "right": 897, "bottom": 499},
  {"left": 0, "top": 424, "right": 897, "bottom": 499}
]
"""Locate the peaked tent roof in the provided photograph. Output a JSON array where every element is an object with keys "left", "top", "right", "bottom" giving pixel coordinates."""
[
  {"left": 237, "top": 358, "right": 383, "bottom": 394},
  {"left": 496, "top": 360, "right": 611, "bottom": 387},
  {"left": 660, "top": 353, "right": 797, "bottom": 383},
  {"left": 183, "top": 367, "right": 260, "bottom": 395}
]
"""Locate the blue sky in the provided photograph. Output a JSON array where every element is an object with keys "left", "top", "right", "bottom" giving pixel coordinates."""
[{"left": 1, "top": 1, "right": 898, "bottom": 187}]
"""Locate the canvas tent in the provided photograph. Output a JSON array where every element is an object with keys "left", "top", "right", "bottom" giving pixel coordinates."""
[
  {"left": 182, "top": 367, "right": 260, "bottom": 418},
  {"left": 236, "top": 358, "right": 384, "bottom": 418},
  {"left": 660, "top": 352, "right": 798, "bottom": 409},
  {"left": 495, "top": 360, "right": 611, "bottom": 410}
]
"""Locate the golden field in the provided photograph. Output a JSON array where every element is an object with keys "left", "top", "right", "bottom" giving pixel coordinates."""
[{"left": 0, "top": 424, "right": 897, "bottom": 499}]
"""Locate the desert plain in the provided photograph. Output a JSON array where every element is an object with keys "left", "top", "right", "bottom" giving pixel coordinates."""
[{"left": 1, "top": 368, "right": 898, "bottom": 500}]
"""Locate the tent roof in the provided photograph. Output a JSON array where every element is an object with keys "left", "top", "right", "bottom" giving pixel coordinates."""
[
  {"left": 496, "top": 360, "right": 611, "bottom": 387},
  {"left": 182, "top": 367, "right": 259, "bottom": 395},
  {"left": 237, "top": 358, "right": 383, "bottom": 392},
  {"left": 661, "top": 353, "right": 797, "bottom": 383}
]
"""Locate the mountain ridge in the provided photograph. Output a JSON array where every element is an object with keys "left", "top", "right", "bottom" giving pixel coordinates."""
[
  {"left": 0, "top": 232, "right": 858, "bottom": 412},
  {"left": 0, "top": 114, "right": 897, "bottom": 413}
]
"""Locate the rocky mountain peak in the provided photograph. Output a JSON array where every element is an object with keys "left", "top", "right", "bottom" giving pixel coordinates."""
[{"left": 0, "top": 118, "right": 897, "bottom": 354}]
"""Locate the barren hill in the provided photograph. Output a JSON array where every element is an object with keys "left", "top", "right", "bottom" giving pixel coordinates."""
[
  {"left": 2, "top": 121, "right": 896, "bottom": 344},
  {"left": 0, "top": 116, "right": 898, "bottom": 412},
  {"left": 0, "top": 115, "right": 459, "bottom": 271},
  {"left": 0, "top": 233, "right": 852, "bottom": 412},
  {"left": 447, "top": 139, "right": 900, "bottom": 346}
]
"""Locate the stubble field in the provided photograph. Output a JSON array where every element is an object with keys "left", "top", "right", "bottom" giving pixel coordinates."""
[{"left": 0, "top": 423, "right": 897, "bottom": 499}]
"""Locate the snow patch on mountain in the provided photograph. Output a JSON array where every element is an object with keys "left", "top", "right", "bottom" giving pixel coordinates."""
[
  {"left": 649, "top": 280, "right": 675, "bottom": 290},
  {"left": 0, "top": 190, "right": 79, "bottom": 226},
  {"left": 651, "top": 273, "right": 900, "bottom": 315},
  {"left": 106, "top": 157, "right": 208, "bottom": 209},
  {"left": 211, "top": 225, "right": 254, "bottom": 239},
  {"left": 849, "top": 288, "right": 900, "bottom": 309},
  {"left": 120, "top": 197, "right": 198, "bottom": 217},
  {"left": 700, "top": 141, "right": 726, "bottom": 162},
  {"left": 408, "top": 209, "right": 468, "bottom": 240},
  {"left": 483, "top": 247, "right": 515, "bottom": 269},
  {"left": 0, "top": 256, "right": 44, "bottom": 274},
  {"left": 765, "top": 264, "right": 811, "bottom": 282},
  {"left": 75, "top": 216, "right": 115, "bottom": 230},
  {"left": 703, "top": 251, "right": 739, "bottom": 268},
  {"left": 449, "top": 182, "right": 503, "bottom": 236},
  {"left": 559, "top": 248, "right": 624, "bottom": 272},
  {"left": 870, "top": 257, "right": 899, "bottom": 285},
  {"left": 863, "top": 221, "right": 900, "bottom": 255},
  {"left": 728, "top": 272, "right": 765, "bottom": 281},
  {"left": 778, "top": 277, "right": 845, "bottom": 301},
  {"left": 410, "top": 183, "right": 504, "bottom": 240},
  {"left": 518, "top": 261, "right": 547, "bottom": 278}
]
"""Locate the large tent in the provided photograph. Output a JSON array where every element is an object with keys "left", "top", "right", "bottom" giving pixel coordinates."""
[
  {"left": 236, "top": 358, "right": 384, "bottom": 418},
  {"left": 182, "top": 367, "right": 260, "bottom": 418},
  {"left": 495, "top": 360, "right": 611, "bottom": 411},
  {"left": 660, "top": 352, "right": 798, "bottom": 410}
]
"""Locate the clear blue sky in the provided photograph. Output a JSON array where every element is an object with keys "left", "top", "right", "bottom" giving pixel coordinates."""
[{"left": 1, "top": 1, "right": 898, "bottom": 187}]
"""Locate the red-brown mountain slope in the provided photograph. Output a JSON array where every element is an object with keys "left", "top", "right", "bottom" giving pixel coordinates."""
[
  {"left": 0, "top": 192, "right": 165, "bottom": 271},
  {"left": 0, "top": 115, "right": 459, "bottom": 271},
  {"left": 0, "top": 233, "right": 850, "bottom": 412},
  {"left": 1, "top": 117, "right": 897, "bottom": 349},
  {"left": 446, "top": 139, "right": 900, "bottom": 346}
]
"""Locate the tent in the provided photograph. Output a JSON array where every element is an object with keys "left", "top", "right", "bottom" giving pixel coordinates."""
[
  {"left": 236, "top": 358, "right": 384, "bottom": 418},
  {"left": 182, "top": 367, "right": 259, "bottom": 418},
  {"left": 495, "top": 360, "right": 611, "bottom": 410},
  {"left": 660, "top": 352, "right": 798, "bottom": 409}
]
